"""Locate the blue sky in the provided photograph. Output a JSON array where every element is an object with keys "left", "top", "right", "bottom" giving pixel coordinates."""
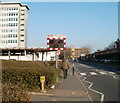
[{"left": 23, "top": 2, "right": 118, "bottom": 52}]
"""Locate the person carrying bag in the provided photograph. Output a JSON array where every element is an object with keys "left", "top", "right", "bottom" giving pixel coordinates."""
[{"left": 61, "top": 59, "right": 70, "bottom": 79}]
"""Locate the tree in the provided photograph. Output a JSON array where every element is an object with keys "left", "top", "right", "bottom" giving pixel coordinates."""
[{"left": 59, "top": 48, "right": 71, "bottom": 59}]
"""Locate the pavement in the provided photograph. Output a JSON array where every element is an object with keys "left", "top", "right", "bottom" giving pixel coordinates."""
[{"left": 30, "top": 64, "right": 92, "bottom": 102}]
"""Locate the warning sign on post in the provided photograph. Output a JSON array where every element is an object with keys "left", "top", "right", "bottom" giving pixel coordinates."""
[
  {"left": 47, "top": 35, "right": 66, "bottom": 50},
  {"left": 57, "top": 51, "right": 61, "bottom": 56},
  {"left": 40, "top": 76, "right": 45, "bottom": 83}
]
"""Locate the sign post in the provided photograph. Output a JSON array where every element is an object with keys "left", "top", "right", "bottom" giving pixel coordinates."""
[
  {"left": 55, "top": 51, "right": 58, "bottom": 68},
  {"left": 71, "top": 48, "right": 75, "bottom": 75},
  {"left": 40, "top": 76, "right": 45, "bottom": 91}
]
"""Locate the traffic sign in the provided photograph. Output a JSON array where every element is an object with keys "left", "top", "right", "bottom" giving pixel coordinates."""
[
  {"left": 57, "top": 51, "right": 61, "bottom": 56},
  {"left": 40, "top": 76, "right": 45, "bottom": 83},
  {"left": 47, "top": 35, "right": 66, "bottom": 50},
  {"left": 72, "top": 52, "right": 75, "bottom": 55}
]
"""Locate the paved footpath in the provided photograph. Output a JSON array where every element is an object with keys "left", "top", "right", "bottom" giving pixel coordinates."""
[{"left": 31, "top": 66, "right": 92, "bottom": 102}]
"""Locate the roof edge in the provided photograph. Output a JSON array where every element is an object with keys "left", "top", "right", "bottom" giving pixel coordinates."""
[{"left": 1, "top": 2, "right": 30, "bottom": 10}]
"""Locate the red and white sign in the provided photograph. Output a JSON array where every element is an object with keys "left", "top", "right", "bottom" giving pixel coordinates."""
[
  {"left": 47, "top": 35, "right": 66, "bottom": 50},
  {"left": 47, "top": 35, "right": 66, "bottom": 39},
  {"left": 57, "top": 51, "right": 61, "bottom": 56}
]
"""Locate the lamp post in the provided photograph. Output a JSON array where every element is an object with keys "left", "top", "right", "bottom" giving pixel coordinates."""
[{"left": 71, "top": 48, "right": 75, "bottom": 75}]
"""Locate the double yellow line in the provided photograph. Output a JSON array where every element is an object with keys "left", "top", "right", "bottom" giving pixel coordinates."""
[{"left": 71, "top": 90, "right": 76, "bottom": 95}]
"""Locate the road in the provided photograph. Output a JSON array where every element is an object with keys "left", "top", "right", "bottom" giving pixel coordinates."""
[{"left": 74, "top": 61, "right": 120, "bottom": 102}]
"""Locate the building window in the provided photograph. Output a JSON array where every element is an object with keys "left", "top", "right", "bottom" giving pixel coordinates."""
[
  {"left": 16, "top": 12, "right": 18, "bottom": 16},
  {"left": 13, "top": 34, "right": 17, "bottom": 37},
  {"left": 8, "top": 40, "right": 10, "bottom": 43},
  {"left": 21, "top": 34, "right": 24, "bottom": 36},
  {"left": 8, "top": 34, "right": 12, "bottom": 38},
  {"left": 8, "top": 18, "right": 18, "bottom": 21},
  {"left": 9, "top": 12, "right": 18, "bottom": 16},
  {"left": 8, "top": 23, "right": 18, "bottom": 27},
  {"left": 21, "top": 19, "right": 24, "bottom": 20},
  {"left": 21, "top": 24, "right": 24, "bottom": 26},
  {"left": 21, "top": 13, "right": 25, "bottom": 16},
  {"left": 12, "top": 40, "right": 15, "bottom": 43},
  {"left": 21, "top": 29, "right": 24, "bottom": 31},
  {"left": 8, "top": 40, "right": 17, "bottom": 43},
  {"left": 20, "top": 40, "right": 24, "bottom": 42},
  {"left": 8, "top": 34, "right": 17, "bottom": 38}
]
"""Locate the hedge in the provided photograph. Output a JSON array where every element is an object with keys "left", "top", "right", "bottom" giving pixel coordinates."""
[
  {"left": 2, "top": 83, "right": 31, "bottom": 102},
  {"left": 2, "top": 60, "right": 60, "bottom": 91}
]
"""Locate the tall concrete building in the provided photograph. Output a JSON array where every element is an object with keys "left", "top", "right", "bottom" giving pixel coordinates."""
[{"left": 0, "top": 2, "right": 29, "bottom": 49}]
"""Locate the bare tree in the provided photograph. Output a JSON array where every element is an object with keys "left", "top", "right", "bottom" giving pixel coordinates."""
[{"left": 59, "top": 48, "right": 71, "bottom": 59}]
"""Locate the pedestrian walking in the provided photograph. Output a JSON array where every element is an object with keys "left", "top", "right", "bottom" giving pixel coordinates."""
[{"left": 61, "top": 59, "right": 70, "bottom": 79}]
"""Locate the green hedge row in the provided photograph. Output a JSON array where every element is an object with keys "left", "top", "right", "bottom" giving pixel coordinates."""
[
  {"left": 2, "top": 67, "right": 60, "bottom": 91},
  {"left": 2, "top": 60, "right": 60, "bottom": 91}
]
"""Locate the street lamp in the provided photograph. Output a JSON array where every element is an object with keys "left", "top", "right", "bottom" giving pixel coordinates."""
[
  {"left": 71, "top": 48, "right": 75, "bottom": 75},
  {"left": 72, "top": 48, "right": 75, "bottom": 52},
  {"left": 71, "top": 48, "right": 75, "bottom": 61}
]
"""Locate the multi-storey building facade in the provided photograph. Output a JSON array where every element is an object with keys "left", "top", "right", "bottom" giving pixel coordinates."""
[
  {"left": 0, "top": 3, "right": 29, "bottom": 48},
  {"left": 74, "top": 48, "right": 90, "bottom": 58},
  {"left": 70, "top": 48, "right": 90, "bottom": 58}
]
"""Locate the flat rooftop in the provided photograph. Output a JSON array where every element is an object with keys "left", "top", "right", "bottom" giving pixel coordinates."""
[{"left": 1, "top": 2, "right": 30, "bottom": 10}]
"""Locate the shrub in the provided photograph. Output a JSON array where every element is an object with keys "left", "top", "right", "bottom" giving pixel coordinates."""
[
  {"left": 47, "top": 61, "right": 56, "bottom": 66},
  {"left": 2, "top": 60, "right": 60, "bottom": 91},
  {"left": 2, "top": 83, "right": 31, "bottom": 102}
]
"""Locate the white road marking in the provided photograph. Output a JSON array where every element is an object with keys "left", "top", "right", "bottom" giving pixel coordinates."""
[
  {"left": 80, "top": 73, "right": 87, "bottom": 76},
  {"left": 76, "top": 75, "right": 93, "bottom": 102},
  {"left": 99, "top": 72, "right": 107, "bottom": 75},
  {"left": 83, "top": 77, "right": 104, "bottom": 103},
  {"left": 113, "top": 75, "right": 118, "bottom": 79},
  {"left": 78, "top": 63, "right": 91, "bottom": 68},
  {"left": 90, "top": 72, "right": 97, "bottom": 75},
  {"left": 109, "top": 72, "right": 115, "bottom": 74}
]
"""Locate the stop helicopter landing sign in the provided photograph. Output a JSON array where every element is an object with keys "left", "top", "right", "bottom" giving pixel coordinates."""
[{"left": 57, "top": 51, "right": 60, "bottom": 56}]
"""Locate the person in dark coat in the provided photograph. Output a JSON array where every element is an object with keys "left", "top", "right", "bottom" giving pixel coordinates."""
[{"left": 61, "top": 59, "right": 70, "bottom": 79}]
